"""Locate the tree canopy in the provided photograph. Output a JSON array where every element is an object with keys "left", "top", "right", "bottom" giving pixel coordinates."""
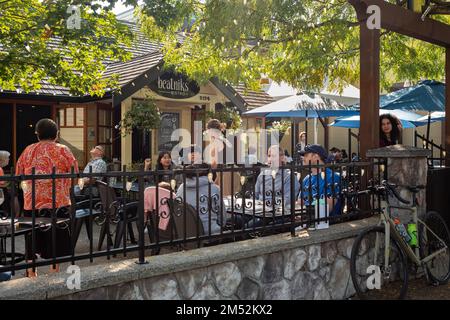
[
  {"left": 1, "top": 0, "right": 449, "bottom": 96},
  {"left": 0, "top": 0, "right": 138, "bottom": 96},
  {"left": 136, "top": 0, "right": 449, "bottom": 92}
]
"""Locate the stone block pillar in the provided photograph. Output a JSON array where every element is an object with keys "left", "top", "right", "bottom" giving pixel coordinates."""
[{"left": 367, "top": 145, "right": 431, "bottom": 218}]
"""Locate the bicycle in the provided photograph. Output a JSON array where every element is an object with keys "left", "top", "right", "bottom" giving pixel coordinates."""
[{"left": 349, "top": 180, "right": 450, "bottom": 300}]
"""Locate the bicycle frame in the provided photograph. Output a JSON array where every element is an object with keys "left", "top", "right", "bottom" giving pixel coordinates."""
[{"left": 376, "top": 199, "right": 448, "bottom": 273}]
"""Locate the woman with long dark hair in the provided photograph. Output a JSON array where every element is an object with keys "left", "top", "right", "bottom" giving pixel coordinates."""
[
  {"left": 153, "top": 151, "right": 181, "bottom": 185},
  {"left": 379, "top": 114, "right": 402, "bottom": 147},
  {"left": 155, "top": 151, "right": 174, "bottom": 172}
]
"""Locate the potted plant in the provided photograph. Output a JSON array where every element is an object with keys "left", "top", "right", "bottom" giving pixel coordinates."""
[
  {"left": 269, "top": 120, "right": 291, "bottom": 140},
  {"left": 120, "top": 96, "right": 161, "bottom": 136},
  {"left": 205, "top": 104, "right": 242, "bottom": 132}
]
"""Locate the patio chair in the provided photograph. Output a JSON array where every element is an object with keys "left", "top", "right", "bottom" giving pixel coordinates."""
[
  {"left": 165, "top": 199, "right": 205, "bottom": 250},
  {"left": 69, "top": 195, "right": 101, "bottom": 250},
  {"left": 95, "top": 181, "right": 139, "bottom": 251},
  {"left": 143, "top": 186, "right": 176, "bottom": 255}
]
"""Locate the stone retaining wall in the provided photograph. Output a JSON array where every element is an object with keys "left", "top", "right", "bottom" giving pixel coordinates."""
[{"left": 0, "top": 217, "right": 378, "bottom": 300}]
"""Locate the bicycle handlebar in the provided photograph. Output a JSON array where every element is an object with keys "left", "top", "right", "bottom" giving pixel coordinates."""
[
  {"left": 383, "top": 181, "right": 410, "bottom": 205},
  {"left": 344, "top": 181, "right": 411, "bottom": 205}
]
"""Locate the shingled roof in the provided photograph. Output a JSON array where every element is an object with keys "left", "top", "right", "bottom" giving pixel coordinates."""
[
  {"left": 103, "top": 51, "right": 163, "bottom": 88},
  {"left": 233, "top": 85, "right": 275, "bottom": 109}
]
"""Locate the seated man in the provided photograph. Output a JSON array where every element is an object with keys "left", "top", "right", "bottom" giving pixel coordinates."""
[
  {"left": 299, "top": 144, "right": 341, "bottom": 217},
  {"left": 75, "top": 145, "right": 107, "bottom": 197},
  {"left": 245, "top": 145, "right": 300, "bottom": 231},
  {"left": 255, "top": 145, "right": 300, "bottom": 206},
  {"left": 175, "top": 163, "right": 227, "bottom": 235}
]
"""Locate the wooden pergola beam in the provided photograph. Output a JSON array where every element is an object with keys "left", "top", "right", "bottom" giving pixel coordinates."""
[
  {"left": 350, "top": 0, "right": 450, "bottom": 47},
  {"left": 359, "top": 24, "right": 380, "bottom": 160}
]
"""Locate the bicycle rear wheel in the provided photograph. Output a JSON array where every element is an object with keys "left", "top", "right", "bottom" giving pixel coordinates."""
[
  {"left": 419, "top": 211, "right": 450, "bottom": 284},
  {"left": 350, "top": 225, "right": 409, "bottom": 300}
]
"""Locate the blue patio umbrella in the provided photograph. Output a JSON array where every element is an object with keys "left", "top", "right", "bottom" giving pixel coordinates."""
[
  {"left": 329, "top": 109, "right": 426, "bottom": 129},
  {"left": 379, "top": 80, "right": 445, "bottom": 141},
  {"left": 350, "top": 80, "right": 445, "bottom": 141},
  {"left": 350, "top": 80, "right": 445, "bottom": 112},
  {"left": 381, "top": 80, "right": 445, "bottom": 112}
]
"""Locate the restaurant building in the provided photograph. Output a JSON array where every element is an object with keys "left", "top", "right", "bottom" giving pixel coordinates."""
[{"left": 0, "top": 21, "right": 273, "bottom": 170}]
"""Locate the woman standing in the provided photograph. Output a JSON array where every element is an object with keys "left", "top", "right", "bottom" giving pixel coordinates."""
[
  {"left": 205, "top": 119, "right": 229, "bottom": 169},
  {"left": 204, "top": 119, "right": 237, "bottom": 195},
  {"left": 16, "top": 119, "right": 78, "bottom": 277},
  {"left": 379, "top": 114, "right": 402, "bottom": 147},
  {"left": 294, "top": 131, "right": 307, "bottom": 164}
]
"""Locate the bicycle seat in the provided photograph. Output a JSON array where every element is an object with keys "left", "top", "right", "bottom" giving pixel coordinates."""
[{"left": 406, "top": 185, "right": 425, "bottom": 193}]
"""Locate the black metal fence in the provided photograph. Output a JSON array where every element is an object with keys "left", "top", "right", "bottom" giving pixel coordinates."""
[
  {"left": 414, "top": 132, "right": 447, "bottom": 167},
  {"left": 0, "top": 160, "right": 385, "bottom": 275}
]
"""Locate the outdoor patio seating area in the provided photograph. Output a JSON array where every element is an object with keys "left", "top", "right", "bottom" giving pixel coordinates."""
[{"left": 1, "top": 0, "right": 450, "bottom": 302}]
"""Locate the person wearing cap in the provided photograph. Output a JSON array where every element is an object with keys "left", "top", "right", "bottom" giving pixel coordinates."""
[
  {"left": 255, "top": 145, "right": 300, "bottom": 206},
  {"left": 181, "top": 144, "right": 220, "bottom": 183},
  {"left": 178, "top": 144, "right": 202, "bottom": 165},
  {"left": 186, "top": 144, "right": 203, "bottom": 165},
  {"left": 299, "top": 144, "right": 342, "bottom": 217},
  {"left": 75, "top": 145, "right": 107, "bottom": 197}
]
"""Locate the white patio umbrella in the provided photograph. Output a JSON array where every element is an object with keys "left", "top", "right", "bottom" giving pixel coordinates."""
[
  {"left": 244, "top": 92, "right": 358, "bottom": 145},
  {"left": 416, "top": 111, "right": 445, "bottom": 122},
  {"left": 244, "top": 92, "right": 357, "bottom": 117}
]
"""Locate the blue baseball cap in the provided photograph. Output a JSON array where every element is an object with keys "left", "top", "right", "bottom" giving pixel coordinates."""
[{"left": 300, "top": 144, "right": 328, "bottom": 162}]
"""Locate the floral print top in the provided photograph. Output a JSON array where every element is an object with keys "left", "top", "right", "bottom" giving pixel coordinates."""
[{"left": 16, "top": 141, "right": 79, "bottom": 210}]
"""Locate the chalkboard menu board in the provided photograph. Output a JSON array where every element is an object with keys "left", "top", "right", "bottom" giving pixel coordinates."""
[{"left": 158, "top": 112, "right": 180, "bottom": 152}]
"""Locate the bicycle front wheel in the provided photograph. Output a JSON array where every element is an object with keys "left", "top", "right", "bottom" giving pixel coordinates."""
[
  {"left": 419, "top": 211, "right": 450, "bottom": 284},
  {"left": 350, "top": 225, "right": 409, "bottom": 300}
]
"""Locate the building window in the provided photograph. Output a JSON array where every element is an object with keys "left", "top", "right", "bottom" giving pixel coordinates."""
[
  {"left": 66, "top": 108, "right": 75, "bottom": 126},
  {"left": 97, "top": 105, "right": 113, "bottom": 162},
  {"left": 57, "top": 106, "right": 85, "bottom": 166}
]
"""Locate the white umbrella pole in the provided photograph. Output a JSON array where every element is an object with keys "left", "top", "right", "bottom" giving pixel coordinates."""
[{"left": 314, "top": 118, "right": 318, "bottom": 144}]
